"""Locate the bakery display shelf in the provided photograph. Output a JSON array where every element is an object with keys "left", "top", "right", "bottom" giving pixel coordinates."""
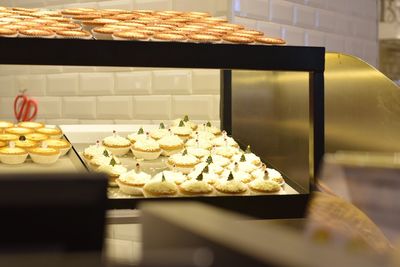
[{"left": 0, "top": 135, "right": 87, "bottom": 174}]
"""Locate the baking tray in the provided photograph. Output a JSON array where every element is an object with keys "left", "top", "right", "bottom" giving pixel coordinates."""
[
  {"left": 73, "top": 142, "right": 309, "bottom": 219},
  {"left": 0, "top": 135, "right": 87, "bottom": 174}
]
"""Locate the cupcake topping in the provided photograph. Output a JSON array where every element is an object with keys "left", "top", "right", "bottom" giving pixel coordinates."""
[
  {"left": 159, "top": 122, "right": 165, "bottom": 129},
  {"left": 240, "top": 154, "right": 246, "bottom": 162}
]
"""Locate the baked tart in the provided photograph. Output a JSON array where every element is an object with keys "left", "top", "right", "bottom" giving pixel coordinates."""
[
  {"left": 19, "top": 28, "right": 55, "bottom": 38},
  {"left": 17, "top": 121, "right": 44, "bottom": 130},
  {"left": 152, "top": 32, "right": 187, "bottom": 42},
  {"left": 56, "top": 29, "right": 92, "bottom": 39},
  {"left": 15, "top": 135, "right": 37, "bottom": 149},
  {"left": 45, "top": 139, "right": 71, "bottom": 156},
  {"left": 112, "top": 30, "right": 149, "bottom": 41},
  {"left": 131, "top": 137, "right": 162, "bottom": 160},
  {"left": 102, "top": 131, "right": 131, "bottom": 156},
  {"left": 166, "top": 149, "right": 199, "bottom": 174},
  {"left": 0, "top": 143, "right": 28, "bottom": 165},
  {"left": 143, "top": 172, "right": 178, "bottom": 197},
  {"left": 5, "top": 127, "right": 33, "bottom": 136},
  {"left": 223, "top": 35, "right": 254, "bottom": 44},
  {"left": 188, "top": 33, "right": 221, "bottom": 43},
  {"left": 25, "top": 133, "right": 48, "bottom": 142},
  {"left": 0, "top": 28, "right": 18, "bottom": 37},
  {"left": 116, "top": 163, "right": 151, "bottom": 196},
  {"left": 35, "top": 127, "right": 63, "bottom": 139},
  {"left": 158, "top": 133, "right": 184, "bottom": 156},
  {"left": 256, "top": 36, "right": 286, "bottom": 45},
  {"left": 28, "top": 146, "right": 60, "bottom": 165},
  {"left": 0, "top": 120, "right": 13, "bottom": 132}
]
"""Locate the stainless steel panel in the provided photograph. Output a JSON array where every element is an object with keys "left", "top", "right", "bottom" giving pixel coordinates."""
[{"left": 232, "top": 53, "right": 400, "bottom": 191}]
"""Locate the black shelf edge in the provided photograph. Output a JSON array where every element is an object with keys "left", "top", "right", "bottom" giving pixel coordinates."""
[{"left": 0, "top": 38, "right": 325, "bottom": 71}]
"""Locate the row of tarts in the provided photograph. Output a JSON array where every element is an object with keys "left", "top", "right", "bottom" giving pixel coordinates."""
[{"left": 82, "top": 117, "right": 286, "bottom": 197}]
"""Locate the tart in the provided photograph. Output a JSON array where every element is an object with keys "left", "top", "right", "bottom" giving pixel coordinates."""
[
  {"left": 131, "top": 138, "right": 162, "bottom": 160},
  {"left": 83, "top": 141, "right": 109, "bottom": 160},
  {"left": 92, "top": 26, "right": 119, "bottom": 40},
  {"left": 96, "top": 158, "right": 127, "bottom": 187},
  {"left": 12, "top": 7, "right": 38, "bottom": 13},
  {"left": 186, "top": 146, "right": 210, "bottom": 159},
  {"left": 0, "top": 28, "right": 18, "bottom": 37},
  {"left": 220, "top": 23, "right": 245, "bottom": 30},
  {"left": 152, "top": 32, "right": 187, "bottom": 42},
  {"left": 25, "top": 133, "right": 49, "bottom": 142},
  {"left": 213, "top": 146, "right": 239, "bottom": 159},
  {"left": 45, "top": 139, "right": 71, "bottom": 156},
  {"left": 256, "top": 36, "right": 286, "bottom": 45},
  {"left": 116, "top": 163, "right": 151, "bottom": 196},
  {"left": 90, "top": 153, "right": 121, "bottom": 169},
  {"left": 201, "top": 154, "right": 230, "bottom": 168},
  {"left": 166, "top": 149, "right": 198, "bottom": 174},
  {"left": 185, "top": 138, "right": 212, "bottom": 150},
  {"left": 56, "top": 29, "right": 92, "bottom": 39},
  {"left": 188, "top": 33, "right": 221, "bottom": 43},
  {"left": 0, "top": 133, "right": 19, "bottom": 143},
  {"left": 82, "top": 18, "right": 120, "bottom": 30},
  {"left": 0, "top": 145, "right": 28, "bottom": 165},
  {"left": 14, "top": 136, "right": 37, "bottom": 149},
  {"left": 112, "top": 30, "right": 149, "bottom": 41},
  {"left": 0, "top": 141, "right": 6, "bottom": 148},
  {"left": 0, "top": 120, "right": 13, "bottom": 132},
  {"left": 223, "top": 35, "right": 254, "bottom": 44},
  {"left": 193, "top": 161, "right": 224, "bottom": 176},
  {"left": 267, "top": 168, "right": 285, "bottom": 186},
  {"left": 185, "top": 11, "right": 211, "bottom": 18},
  {"left": 5, "top": 127, "right": 33, "bottom": 136},
  {"left": 170, "top": 120, "right": 192, "bottom": 141},
  {"left": 28, "top": 147, "right": 60, "bottom": 165},
  {"left": 71, "top": 13, "right": 102, "bottom": 21},
  {"left": 228, "top": 162, "right": 254, "bottom": 183},
  {"left": 158, "top": 134, "right": 184, "bottom": 156},
  {"left": 150, "top": 123, "right": 169, "bottom": 140},
  {"left": 1, "top": 24, "right": 29, "bottom": 31},
  {"left": 61, "top": 8, "right": 97, "bottom": 17},
  {"left": 197, "top": 121, "right": 221, "bottom": 136},
  {"left": 162, "top": 169, "right": 187, "bottom": 185},
  {"left": 188, "top": 164, "right": 220, "bottom": 185},
  {"left": 14, "top": 21, "right": 42, "bottom": 28},
  {"left": 214, "top": 172, "right": 248, "bottom": 196},
  {"left": 19, "top": 29, "right": 55, "bottom": 38},
  {"left": 234, "top": 29, "right": 264, "bottom": 37},
  {"left": 127, "top": 127, "right": 147, "bottom": 144},
  {"left": 190, "top": 130, "right": 215, "bottom": 141},
  {"left": 35, "top": 127, "right": 63, "bottom": 139},
  {"left": 249, "top": 177, "right": 281, "bottom": 194},
  {"left": 54, "top": 22, "right": 81, "bottom": 30},
  {"left": 17, "top": 121, "right": 44, "bottom": 130},
  {"left": 172, "top": 115, "right": 197, "bottom": 130},
  {"left": 211, "top": 135, "right": 239, "bottom": 148},
  {"left": 202, "top": 17, "right": 228, "bottom": 24},
  {"left": 143, "top": 172, "right": 178, "bottom": 197},
  {"left": 28, "top": 18, "right": 57, "bottom": 25},
  {"left": 102, "top": 131, "right": 131, "bottom": 156},
  {"left": 179, "top": 173, "right": 214, "bottom": 196}
]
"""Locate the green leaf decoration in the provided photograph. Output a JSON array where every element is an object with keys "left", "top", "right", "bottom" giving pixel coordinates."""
[
  {"left": 103, "top": 150, "right": 110, "bottom": 157},
  {"left": 240, "top": 154, "right": 246, "bottom": 162},
  {"left": 159, "top": 122, "right": 165, "bottom": 129},
  {"left": 161, "top": 173, "right": 166, "bottom": 182},
  {"left": 203, "top": 165, "right": 209, "bottom": 173},
  {"left": 206, "top": 155, "right": 213, "bottom": 164},
  {"left": 138, "top": 127, "right": 144, "bottom": 134},
  {"left": 245, "top": 145, "right": 251, "bottom": 153},
  {"left": 227, "top": 172, "right": 234, "bottom": 181},
  {"left": 183, "top": 115, "right": 189, "bottom": 122},
  {"left": 19, "top": 135, "right": 26, "bottom": 141},
  {"left": 179, "top": 120, "right": 185, "bottom": 127},
  {"left": 206, "top": 121, "right": 211, "bottom": 127},
  {"left": 110, "top": 157, "right": 117, "bottom": 167},
  {"left": 196, "top": 173, "right": 203, "bottom": 181},
  {"left": 182, "top": 149, "right": 188, "bottom": 156}
]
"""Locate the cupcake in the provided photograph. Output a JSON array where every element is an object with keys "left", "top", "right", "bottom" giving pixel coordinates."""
[
  {"left": 179, "top": 173, "right": 214, "bottom": 196},
  {"left": 17, "top": 121, "right": 44, "bottom": 130},
  {"left": 197, "top": 121, "right": 221, "bottom": 136},
  {"left": 211, "top": 135, "right": 239, "bottom": 148},
  {"left": 28, "top": 146, "right": 61, "bottom": 165},
  {"left": 267, "top": 168, "right": 285, "bottom": 186},
  {"left": 188, "top": 164, "right": 219, "bottom": 185},
  {"left": 0, "top": 133, "right": 19, "bottom": 143},
  {"left": 127, "top": 127, "right": 146, "bottom": 144},
  {"left": 189, "top": 130, "right": 215, "bottom": 141},
  {"left": 14, "top": 135, "right": 37, "bottom": 149},
  {"left": 0, "top": 120, "right": 13, "bottom": 133},
  {"left": 5, "top": 127, "right": 33, "bottom": 136},
  {"left": 201, "top": 154, "right": 230, "bottom": 168},
  {"left": 230, "top": 155, "right": 258, "bottom": 173},
  {"left": 82, "top": 141, "right": 109, "bottom": 161},
  {"left": 214, "top": 172, "right": 248, "bottom": 196},
  {"left": 45, "top": 139, "right": 71, "bottom": 156},
  {"left": 249, "top": 176, "right": 281, "bottom": 194},
  {"left": 19, "top": 28, "right": 55, "bottom": 38},
  {"left": 96, "top": 157, "right": 127, "bottom": 187},
  {"left": 213, "top": 146, "right": 239, "bottom": 159},
  {"left": 242, "top": 145, "right": 262, "bottom": 166},
  {"left": 131, "top": 137, "right": 162, "bottom": 160},
  {"left": 193, "top": 161, "right": 224, "bottom": 176},
  {"left": 166, "top": 149, "right": 199, "bottom": 174},
  {"left": 90, "top": 152, "right": 121, "bottom": 170},
  {"left": 172, "top": 115, "right": 197, "bottom": 130},
  {"left": 143, "top": 172, "right": 178, "bottom": 197},
  {"left": 158, "top": 133, "right": 184, "bottom": 156},
  {"left": 227, "top": 162, "right": 253, "bottom": 183},
  {"left": 0, "top": 141, "right": 6, "bottom": 148},
  {"left": 25, "top": 133, "right": 49, "bottom": 142},
  {"left": 149, "top": 122, "right": 169, "bottom": 140},
  {"left": 35, "top": 126, "right": 63, "bottom": 139},
  {"left": 162, "top": 168, "right": 187, "bottom": 185},
  {"left": 0, "top": 142, "right": 28, "bottom": 165},
  {"left": 102, "top": 130, "right": 131, "bottom": 156},
  {"left": 185, "top": 138, "right": 212, "bottom": 150},
  {"left": 186, "top": 146, "right": 209, "bottom": 159},
  {"left": 170, "top": 120, "right": 192, "bottom": 141},
  {"left": 116, "top": 163, "right": 151, "bottom": 196}
]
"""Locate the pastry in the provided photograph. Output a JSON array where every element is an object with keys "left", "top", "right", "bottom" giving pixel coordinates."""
[
  {"left": 0, "top": 28, "right": 18, "bottom": 37},
  {"left": 186, "top": 146, "right": 209, "bottom": 159},
  {"left": 150, "top": 123, "right": 169, "bottom": 140},
  {"left": 25, "top": 133, "right": 49, "bottom": 142},
  {"left": 242, "top": 145, "right": 262, "bottom": 166},
  {"left": 172, "top": 115, "right": 197, "bottom": 130},
  {"left": 35, "top": 126, "right": 63, "bottom": 139},
  {"left": 201, "top": 154, "right": 230, "bottom": 168},
  {"left": 17, "top": 121, "right": 44, "bottom": 130},
  {"left": 249, "top": 175, "right": 281, "bottom": 194},
  {"left": 56, "top": 29, "right": 92, "bottom": 39},
  {"left": 170, "top": 120, "right": 192, "bottom": 141},
  {"left": 0, "top": 133, "right": 19, "bottom": 143},
  {"left": 211, "top": 135, "right": 239, "bottom": 148},
  {"left": 102, "top": 131, "right": 131, "bottom": 156},
  {"left": 227, "top": 162, "right": 253, "bottom": 183},
  {"left": 185, "top": 138, "right": 212, "bottom": 150},
  {"left": 223, "top": 35, "right": 254, "bottom": 44},
  {"left": 5, "top": 127, "right": 33, "bottom": 136},
  {"left": 61, "top": 8, "right": 97, "bottom": 17},
  {"left": 188, "top": 33, "right": 221, "bottom": 43},
  {"left": 0, "top": 142, "right": 28, "bottom": 165},
  {"left": 213, "top": 146, "right": 239, "bottom": 159},
  {"left": 214, "top": 172, "right": 248, "bottom": 196},
  {"left": 127, "top": 127, "right": 147, "bottom": 144},
  {"left": 82, "top": 18, "right": 120, "bottom": 30},
  {"left": 188, "top": 164, "right": 220, "bottom": 185},
  {"left": 197, "top": 121, "right": 221, "bottom": 136},
  {"left": 166, "top": 149, "right": 198, "bottom": 174},
  {"left": 54, "top": 22, "right": 81, "bottom": 29},
  {"left": 202, "top": 17, "right": 228, "bottom": 24},
  {"left": 0, "top": 121, "right": 13, "bottom": 132},
  {"left": 193, "top": 161, "right": 224, "bottom": 176},
  {"left": 230, "top": 155, "right": 258, "bottom": 173},
  {"left": 0, "top": 141, "right": 6, "bottom": 148},
  {"left": 179, "top": 173, "right": 214, "bottom": 196},
  {"left": 158, "top": 133, "right": 184, "bottom": 156},
  {"left": 83, "top": 141, "right": 110, "bottom": 160},
  {"left": 143, "top": 172, "right": 178, "bottom": 197},
  {"left": 45, "top": 139, "right": 71, "bottom": 156},
  {"left": 19, "top": 28, "right": 55, "bottom": 38},
  {"left": 267, "top": 168, "right": 285, "bottom": 186},
  {"left": 131, "top": 137, "right": 162, "bottom": 160},
  {"left": 96, "top": 157, "right": 127, "bottom": 186},
  {"left": 116, "top": 163, "right": 151, "bottom": 196},
  {"left": 14, "top": 135, "right": 37, "bottom": 149},
  {"left": 112, "top": 30, "right": 149, "bottom": 41},
  {"left": 190, "top": 130, "right": 215, "bottom": 141},
  {"left": 151, "top": 32, "right": 187, "bottom": 42},
  {"left": 28, "top": 146, "right": 61, "bottom": 165},
  {"left": 234, "top": 29, "right": 264, "bottom": 37},
  {"left": 255, "top": 36, "right": 286, "bottom": 45},
  {"left": 89, "top": 152, "right": 121, "bottom": 169},
  {"left": 162, "top": 169, "right": 187, "bottom": 185}
]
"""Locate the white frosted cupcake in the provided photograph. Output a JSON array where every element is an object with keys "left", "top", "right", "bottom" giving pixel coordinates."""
[
  {"left": 143, "top": 172, "right": 179, "bottom": 198},
  {"left": 162, "top": 169, "right": 187, "bottom": 185},
  {"left": 150, "top": 123, "right": 169, "bottom": 140},
  {"left": 214, "top": 172, "right": 248, "bottom": 196},
  {"left": 197, "top": 122, "right": 221, "bottom": 136},
  {"left": 166, "top": 149, "right": 199, "bottom": 174},
  {"left": 225, "top": 162, "right": 253, "bottom": 183},
  {"left": 201, "top": 154, "right": 230, "bottom": 168},
  {"left": 116, "top": 163, "right": 151, "bottom": 196},
  {"left": 214, "top": 146, "right": 239, "bottom": 159},
  {"left": 233, "top": 145, "right": 262, "bottom": 166},
  {"left": 83, "top": 141, "right": 110, "bottom": 161},
  {"left": 188, "top": 164, "right": 220, "bottom": 185},
  {"left": 211, "top": 135, "right": 239, "bottom": 148},
  {"left": 267, "top": 168, "right": 285, "bottom": 186},
  {"left": 102, "top": 131, "right": 131, "bottom": 156},
  {"left": 170, "top": 120, "right": 192, "bottom": 141},
  {"left": 186, "top": 146, "right": 210, "bottom": 159},
  {"left": 229, "top": 155, "right": 258, "bottom": 173},
  {"left": 0, "top": 143, "right": 28, "bottom": 165},
  {"left": 179, "top": 173, "right": 214, "bottom": 196},
  {"left": 249, "top": 177, "right": 281, "bottom": 195},
  {"left": 90, "top": 153, "right": 121, "bottom": 169},
  {"left": 29, "top": 146, "right": 61, "bottom": 165},
  {"left": 131, "top": 137, "right": 162, "bottom": 160},
  {"left": 193, "top": 161, "right": 224, "bottom": 176},
  {"left": 45, "top": 139, "right": 71, "bottom": 156},
  {"left": 172, "top": 115, "right": 197, "bottom": 131},
  {"left": 190, "top": 130, "right": 215, "bottom": 141},
  {"left": 185, "top": 138, "right": 212, "bottom": 150},
  {"left": 158, "top": 133, "right": 184, "bottom": 156},
  {"left": 127, "top": 127, "right": 147, "bottom": 144},
  {"left": 96, "top": 158, "right": 127, "bottom": 187}
]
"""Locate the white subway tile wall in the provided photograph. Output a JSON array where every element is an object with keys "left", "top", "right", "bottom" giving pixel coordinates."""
[{"left": 0, "top": 0, "right": 378, "bottom": 124}]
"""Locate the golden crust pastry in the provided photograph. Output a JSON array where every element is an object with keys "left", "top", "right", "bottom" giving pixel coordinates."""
[
  {"left": 0, "top": 141, "right": 6, "bottom": 147},
  {"left": 113, "top": 30, "right": 148, "bottom": 40},
  {"left": 19, "top": 28, "right": 54, "bottom": 37},
  {"left": 28, "top": 147, "right": 60, "bottom": 155},
  {"left": 15, "top": 139, "right": 37, "bottom": 149},
  {"left": 256, "top": 36, "right": 286, "bottom": 45},
  {"left": 0, "top": 120, "right": 14, "bottom": 129},
  {"left": 0, "top": 134, "right": 19, "bottom": 142},
  {"left": 5, "top": 127, "right": 34, "bottom": 135},
  {"left": 0, "top": 147, "right": 27, "bottom": 155},
  {"left": 56, "top": 29, "right": 92, "bottom": 38},
  {"left": 0, "top": 28, "right": 17, "bottom": 36},
  {"left": 45, "top": 139, "right": 71, "bottom": 149},
  {"left": 152, "top": 32, "right": 186, "bottom": 41},
  {"left": 189, "top": 33, "right": 221, "bottom": 43},
  {"left": 35, "top": 127, "right": 62, "bottom": 136},
  {"left": 223, "top": 35, "right": 254, "bottom": 44},
  {"left": 17, "top": 121, "right": 44, "bottom": 129},
  {"left": 25, "top": 133, "right": 48, "bottom": 142}
]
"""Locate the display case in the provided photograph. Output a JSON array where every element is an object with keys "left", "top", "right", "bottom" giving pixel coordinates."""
[{"left": 0, "top": 37, "right": 325, "bottom": 219}]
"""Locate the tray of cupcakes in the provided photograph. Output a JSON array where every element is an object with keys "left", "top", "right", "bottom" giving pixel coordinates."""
[
  {"left": 77, "top": 116, "right": 296, "bottom": 199},
  {"left": 0, "top": 120, "right": 85, "bottom": 173}
]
